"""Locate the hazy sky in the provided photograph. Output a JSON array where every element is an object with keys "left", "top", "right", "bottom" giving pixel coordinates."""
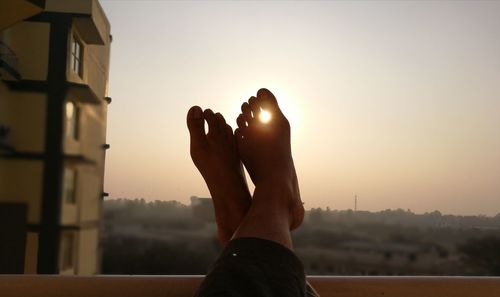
[{"left": 100, "top": 1, "right": 500, "bottom": 216}]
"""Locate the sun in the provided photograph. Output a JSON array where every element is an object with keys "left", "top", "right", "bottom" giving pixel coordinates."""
[
  {"left": 229, "top": 87, "right": 304, "bottom": 132},
  {"left": 259, "top": 109, "right": 272, "bottom": 123}
]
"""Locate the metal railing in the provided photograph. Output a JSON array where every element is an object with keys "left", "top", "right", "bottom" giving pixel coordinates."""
[
  {"left": 0, "top": 41, "right": 19, "bottom": 71},
  {"left": 0, "top": 275, "right": 499, "bottom": 297},
  {"left": 0, "top": 125, "right": 13, "bottom": 152}
]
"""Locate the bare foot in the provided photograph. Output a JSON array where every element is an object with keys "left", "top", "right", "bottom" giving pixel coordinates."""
[
  {"left": 187, "top": 106, "right": 251, "bottom": 245},
  {"left": 234, "top": 88, "right": 304, "bottom": 230}
]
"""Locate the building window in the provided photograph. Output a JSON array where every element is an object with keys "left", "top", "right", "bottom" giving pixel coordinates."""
[
  {"left": 65, "top": 101, "right": 79, "bottom": 140},
  {"left": 71, "top": 36, "right": 83, "bottom": 77},
  {"left": 60, "top": 233, "right": 75, "bottom": 271},
  {"left": 62, "top": 168, "right": 77, "bottom": 204}
]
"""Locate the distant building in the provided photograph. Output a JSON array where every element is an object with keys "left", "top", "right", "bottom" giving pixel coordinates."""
[
  {"left": 0, "top": 0, "right": 111, "bottom": 274},
  {"left": 190, "top": 196, "right": 215, "bottom": 223}
]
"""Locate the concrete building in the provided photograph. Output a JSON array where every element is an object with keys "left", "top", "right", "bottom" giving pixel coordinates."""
[{"left": 0, "top": 0, "right": 111, "bottom": 274}]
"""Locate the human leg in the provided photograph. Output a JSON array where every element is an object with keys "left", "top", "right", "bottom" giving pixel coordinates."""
[
  {"left": 194, "top": 89, "right": 309, "bottom": 297},
  {"left": 187, "top": 106, "right": 252, "bottom": 245},
  {"left": 190, "top": 89, "right": 319, "bottom": 297},
  {"left": 232, "top": 88, "right": 304, "bottom": 248}
]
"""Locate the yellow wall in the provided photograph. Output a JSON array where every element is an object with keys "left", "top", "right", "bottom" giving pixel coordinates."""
[
  {"left": 60, "top": 163, "right": 101, "bottom": 224},
  {"left": 1, "top": 0, "right": 111, "bottom": 275},
  {"left": 46, "top": 0, "right": 110, "bottom": 45},
  {"left": 63, "top": 101, "right": 107, "bottom": 163},
  {"left": 77, "top": 228, "right": 99, "bottom": 275},
  {"left": 79, "top": 166, "right": 101, "bottom": 222},
  {"left": 0, "top": 21, "right": 50, "bottom": 81},
  {"left": 66, "top": 27, "right": 111, "bottom": 100},
  {"left": 24, "top": 232, "right": 39, "bottom": 274},
  {"left": 60, "top": 191, "right": 78, "bottom": 225},
  {"left": 62, "top": 22, "right": 110, "bottom": 233},
  {"left": 45, "top": 0, "right": 93, "bottom": 15},
  {"left": 0, "top": 83, "right": 47, "bottom": 152},
  {"left": 0, "top": 1, "right": 44, "bottom": 31},
  {"left": 0, "top": 159, "right": 43, "bottom": 224}
]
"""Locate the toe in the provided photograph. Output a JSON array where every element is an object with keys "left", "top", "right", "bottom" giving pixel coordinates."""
[
  {"left": 234, "top": 127, "right": 244, "bottom": 141},
  {"left": 248, "top": 96, "right": 260, "bottom": 120},
  {"left": 257, "top": 88, "right": 281, "bottom": 114},
  {"left": 204, "top": 109, "right": 219, "bottom": 135},
  {"left": 187, "top": 106, "right": 207, "bottom": 146},
  {"left": 225, "top": 124, "right": 233, "bottom": 141},
  {"left": 215, "top": 112, "right": 226, "bottom": 131},
  {"left": 236, "top": 113, "right": 246, "bottom": 128},
  {"left": 234, "top": 127, "right": 248, "bottom": 156},
  {"left": 241, "top": 102, "right": 253, "bottom": 125}
]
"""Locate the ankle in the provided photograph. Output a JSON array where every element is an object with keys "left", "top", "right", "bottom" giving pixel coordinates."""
[{"left": 252, "top": 180, "right": 295, "bottom": 212}]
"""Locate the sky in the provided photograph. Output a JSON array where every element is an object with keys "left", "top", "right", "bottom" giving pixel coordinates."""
[{"left": 100, "top": 0, "right": 500, "bottom": 216}]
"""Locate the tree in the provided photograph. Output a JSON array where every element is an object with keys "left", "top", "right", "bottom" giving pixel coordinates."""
[
  {"left": 309, "top": 208, "right": 323, "bottom": 223},
  {"left": 458, "top": 236, "right": 500, "bottom": 275}
]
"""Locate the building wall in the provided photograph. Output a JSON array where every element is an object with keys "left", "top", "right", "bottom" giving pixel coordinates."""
[
  {"left": 0, "top": 159, "right": 44, "bottom": 224},
  {"left": 0, "top": 18, "right": 52, "bottom": 274},
  {"left": 61, "top": 22, "right": 110, "bottom": 274},
  {"left": 78, "top": 166, "right": 101, "bottom": 222},
  {"left": 24, "top": 232, "right": 39, "bottom": 273},
  {"left": 0, "top": 85, "right": 47, "bottom": 152},
  {"left": 46, "top": 0, "right": 110, "bottom": 46},
  {"left": 0, "top": 1, "right": 44, "bottom": 31},
  {"left": 77, "top": 228, "right": 99, "bottom": 275},
  {"left": 0, "top": 21, "right": 50, "bottom": 81},
  {"left": 0, "top": 0, "right": 111, "bottom": 275},
  {"left": 59, "top": 163, "right": 101, "bottom": 224}
]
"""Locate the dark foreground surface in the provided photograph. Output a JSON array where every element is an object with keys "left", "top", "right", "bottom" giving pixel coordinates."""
[{"left": 2, "top": 275, "right": 500, "bottom": 297}]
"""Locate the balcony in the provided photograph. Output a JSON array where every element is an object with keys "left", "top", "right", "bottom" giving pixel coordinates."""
[
  {"left": 0, "top": 275, "right": 499, "bottom": 297},
  {"left": 0, "top": 0, "right": 45, "bottom": 31},
  {"left": 0, "top": 41, "right": 20, "bottom": 81},
  {"left": 45, "top": 0, "right": 110, "bottom": 45}
]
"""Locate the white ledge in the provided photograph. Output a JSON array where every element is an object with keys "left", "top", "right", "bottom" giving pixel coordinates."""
[{"left": 0, "top": 275, "right": 499, "bottom": 297}]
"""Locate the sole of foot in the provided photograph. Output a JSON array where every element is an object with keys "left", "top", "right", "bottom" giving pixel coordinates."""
[
  {"left": 234, "top": 88, "right": 304, "bottom": 230},
  {"left": 187, "top": 106, "right": 251, "bottom": 244}
]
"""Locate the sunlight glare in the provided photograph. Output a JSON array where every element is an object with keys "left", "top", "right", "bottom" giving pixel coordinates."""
[{"left": 259, "top": 109, "right": 272, "bottom": 123}]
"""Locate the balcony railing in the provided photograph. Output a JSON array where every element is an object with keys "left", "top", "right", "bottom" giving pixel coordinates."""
[
  {"left": 0, "top": 275, "right": 499, "bottom": 297},
  {"left": 0, "top": 41, "right": 20, "bottom": 80}
]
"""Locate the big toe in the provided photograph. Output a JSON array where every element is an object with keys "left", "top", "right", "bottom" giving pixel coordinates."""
[
  {"left": 187, "top": 106, "right": 207, "bottom": 147},
  {"left": 257, "top": 88, "right": 282, "bottom": 115}
]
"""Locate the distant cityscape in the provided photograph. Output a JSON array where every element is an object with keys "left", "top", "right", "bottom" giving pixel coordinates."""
[{"left": 102, "top": 197, "right": 500, "bottom": 276}]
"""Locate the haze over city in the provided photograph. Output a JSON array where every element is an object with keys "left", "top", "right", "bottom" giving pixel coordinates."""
[{"left": 101, "top": 1, "right": 500, "bottom": 216}]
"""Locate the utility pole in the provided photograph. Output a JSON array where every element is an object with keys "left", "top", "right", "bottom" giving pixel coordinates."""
[{"left": 354, "top": 195, "right": 358, "bottom": 212}]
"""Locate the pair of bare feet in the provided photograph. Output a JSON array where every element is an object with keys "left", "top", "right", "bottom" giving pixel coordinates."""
[{"left": 187, "top": 88, "right": 304, "bottom": 249}]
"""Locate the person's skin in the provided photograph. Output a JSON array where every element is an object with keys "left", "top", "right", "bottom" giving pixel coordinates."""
[
  {"left": 188, "top": 89, "right": 317, "bottom": 296},
  {"left": 186, "top": 106, "right": 252, "bottom": 245},
  {"left": 187, "top": 88, "right": 304, "bottom": 248},
  {"left": 232, "top": 88, "right": 305, "bottom": 250}
]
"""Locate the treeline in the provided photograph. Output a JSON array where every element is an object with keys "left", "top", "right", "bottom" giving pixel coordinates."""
[
  {"left": 100, "top": 198, "right": 500, "bottom": 276},
  {"left": 104, "top": 198, "right": 500, "bottom": 229},
  {"left": 308, "top": 207, "right": 500, "bottom": 229}
]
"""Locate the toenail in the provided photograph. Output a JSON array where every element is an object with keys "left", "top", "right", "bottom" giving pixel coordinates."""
[{"left": 193, "top": 108, "right": 202, "bottom": 119}]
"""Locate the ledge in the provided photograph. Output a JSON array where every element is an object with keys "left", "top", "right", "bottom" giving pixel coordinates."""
[
  {"left": 5, "top": 80, "right": 104, "bottom": 104},
  {"left": 0, "top": 151, "right": 95, "bottom": 164},
  {"left": 0, "top": 0, "right": 45, "bottom": 31},
  {"left": 67, "top": 81, "right": 101, "bottom": 104},
  {"left": 0, "top": 276, "right": 499, "bottom": 297},
  {"left": 44, "top": 0, "right": 110, "bottom": 45}
]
